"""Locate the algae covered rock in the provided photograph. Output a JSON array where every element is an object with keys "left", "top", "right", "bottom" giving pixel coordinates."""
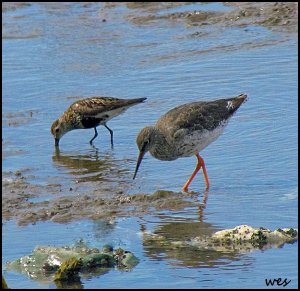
[
  {"left": 54, "top": 257, "right": 82, "bottom": 282},
  {"left": 191, "top": 225, "right": 298, "bottom": 252},
  {"left": 6, "top": 242, "right": 139, "bottom": 284},
  {"left": 113, "top": 248, "right": 140, "bottom": 268},
  {"left": 210, "top": 225, "right": 297, "bottom": 244},
  {"left": 2, "top": 275, "right": 8, "bottom": 289},
  {"left": 143, "top": 224, "right": 298, "bottom": 257}
]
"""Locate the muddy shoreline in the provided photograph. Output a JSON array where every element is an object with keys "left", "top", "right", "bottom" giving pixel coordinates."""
[
  {"left": 129, "top": 2, "right": 298, "bottom": 32},
  {"left": 2, "top": 170, "right": 198, "bottom": 225}
]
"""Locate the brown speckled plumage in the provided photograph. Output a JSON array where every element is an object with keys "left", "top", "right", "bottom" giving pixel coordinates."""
[
  {"left": 51, "top": 96, "right": 146, "bottom": 147},
  {"left": 133, "top": 93, "right": 248, "bottom": 191}
]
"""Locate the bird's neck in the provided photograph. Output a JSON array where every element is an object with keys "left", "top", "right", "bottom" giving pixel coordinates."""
[
  {"left": 149, "top": 127, "right": 177, "bottom": 161},
  {"left": 58, "top": 116, "right": 73, "bottom": 135}
]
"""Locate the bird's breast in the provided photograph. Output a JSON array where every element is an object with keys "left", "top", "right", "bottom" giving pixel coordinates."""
[
  {"left": 149, "top": 139, "right": 179, "bottom": 161},
  {"left": 149, "top": 148, "right": 178, "bottom": 161}
]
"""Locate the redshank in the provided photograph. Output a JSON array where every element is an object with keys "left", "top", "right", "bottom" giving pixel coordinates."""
[
  {"left": 51, "top": 96, "right": 147, "bottom": 147},
  {"left": 133, "top": 93, "right": 247, "bottom": 191}
]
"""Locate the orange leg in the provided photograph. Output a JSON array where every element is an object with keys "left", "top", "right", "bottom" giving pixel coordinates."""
[{"left": 182, "top": 153, "right": 210, "bottom": 192}]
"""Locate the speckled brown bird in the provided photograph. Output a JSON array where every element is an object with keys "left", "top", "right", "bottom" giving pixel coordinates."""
[
  {"left": 133, "top": 93, "right": 247, "bottom": 192},
  {"left": 51, "top": 96, "right": 147, "bottom": 147}
]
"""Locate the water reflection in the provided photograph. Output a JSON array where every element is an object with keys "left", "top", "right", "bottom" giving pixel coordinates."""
[
  {"left": 92, "top": 219, "right": 117, "bottom": 240},
  {"left": 141, "top": 219, "right": 246, "bottom": 268},
  {"left": 52, "top": 147, "right": 129, "bottom": 183},
  {"left": 54, "top": 280, "right": 84, "bottom": 289},
  {"left": 198, "top": 189, "right": 208, "bottom": 221},
  {"left": 141, "top": 213, "right": 297, "bottom": 269}
]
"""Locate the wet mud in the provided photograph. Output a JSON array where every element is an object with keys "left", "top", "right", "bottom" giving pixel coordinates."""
[
  {"left": 3, "top": 110, "right": 37, "bottom": 127},
  {"left": 127, "top": 2, "right": 298, "bottom": 32},
  {"left": 2, "top": 168, "right": 197, "bottom": 226},
  {"left": 2, "top": 2, "right": 31, "bottom": 12}
]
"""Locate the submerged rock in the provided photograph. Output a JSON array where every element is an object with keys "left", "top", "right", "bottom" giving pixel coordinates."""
[
  {"left": 212, "top": 225, "right": 297, "bottom": 243},
  {"left": 54, "top": 257, "right": 82, "bottom": 282},
  {"left": 2, "top": 275, "right": 8, "bottom": 289},
  {"left": 6, "top": 242, "right": 139, "bottom": 283},
  {"left": 143, "top": 224, "right": 298, "bottom": 255},
  {"left": 191, "top": 225, "right": 298, "bottom": 252}
]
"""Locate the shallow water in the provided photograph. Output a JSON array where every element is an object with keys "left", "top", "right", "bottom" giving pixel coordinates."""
[{"left": 2, "top": 2, "right": 298, "bottom": 289}]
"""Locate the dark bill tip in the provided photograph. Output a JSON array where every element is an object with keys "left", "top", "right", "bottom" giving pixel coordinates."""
[
  {"left": 133, "top": 150, "right": 145, "bottom": 180},
  {"left": 55, "top": 138, "right": 60, "bottom": 147}
]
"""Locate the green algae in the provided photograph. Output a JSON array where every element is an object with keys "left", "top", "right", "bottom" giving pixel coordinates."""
[
  {"left": 54, "top": 257, "right": 82, "bottom": 282},
  {"left": 6, "top": 242, "right": 139, "bottom": 284},
  {"left": 2, "top": 275, "right": 8, "bottom": 289}
]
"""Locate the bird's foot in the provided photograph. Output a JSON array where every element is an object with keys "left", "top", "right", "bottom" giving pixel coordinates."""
[{"left": 182, "top": 186, "right": 189, "bottom": 193}]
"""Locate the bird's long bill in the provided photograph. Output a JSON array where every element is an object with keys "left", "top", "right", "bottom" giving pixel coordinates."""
[
  {"left": 133, "top": 150, "right": 145, "bottom": 180},
  {"left": 55, "top": 138, "right": 60, "bottom": 147}
]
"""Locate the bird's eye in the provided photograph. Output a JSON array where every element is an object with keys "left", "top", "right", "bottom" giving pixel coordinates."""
[{"left": 55, "top": 128, "right": 59, "bottom": 133}]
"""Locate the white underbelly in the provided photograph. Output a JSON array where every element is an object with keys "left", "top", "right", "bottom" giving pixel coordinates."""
[
  {"left": 95, "top": 107, "right": 127, "bottom": 123},
  {"left": 177, "top": 122, "right": 227, "bottom": 157}
]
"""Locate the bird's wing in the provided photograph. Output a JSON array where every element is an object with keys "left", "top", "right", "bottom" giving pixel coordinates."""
[
  {"left": 157, "top": 99, "right": 236, "bottom": 139},
  {"left": 69, "top": 97, "right": 145, "bottom": 118}
]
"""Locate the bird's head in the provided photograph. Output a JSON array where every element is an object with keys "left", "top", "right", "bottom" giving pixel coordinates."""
[
  {"left": 133, "top": 126, "right": 155, "bottom": 179},
  {"left": 51, "top": 119, "right": 67, "bottom": 146}
]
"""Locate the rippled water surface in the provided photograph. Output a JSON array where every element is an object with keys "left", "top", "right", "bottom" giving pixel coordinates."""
[{"left": 2, "top": 2, "right": 298, "bottom": 289}]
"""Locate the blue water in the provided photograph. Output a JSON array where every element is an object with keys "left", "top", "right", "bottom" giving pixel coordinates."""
[{"left": 2, "top": 2, "right": 298, "bottom": 289}]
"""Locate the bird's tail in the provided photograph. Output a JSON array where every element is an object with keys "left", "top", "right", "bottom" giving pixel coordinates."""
[
  {"left": 130, "top": 97, "right": 147, "bottom": 104},
  {"left": 224, "top": 93, "right": 248, "bottom": 116},
  {"left": 232, "top": 93, "right": 248, "bottom": 108}
]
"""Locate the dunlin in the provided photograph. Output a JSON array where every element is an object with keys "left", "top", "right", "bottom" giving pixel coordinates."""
[
  {"left": 51, "top": 96, "right": 146, "bottom": 147},
  {"left": 133, "top": 94, "right": 247, "bottom": 191}
]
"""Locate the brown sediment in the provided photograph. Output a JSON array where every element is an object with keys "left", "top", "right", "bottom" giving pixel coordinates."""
[
  {"left": 126, "top": 2, "right": 298, "bottom": 32},
  {"left": 2, "top": 2, "right": 31, "bottom": 12},
  {"left": 125, "top": 2, "right": 190, "bottom": 12},
  {"left": 2, "top": 169, "right": 196, "bottom": 226},
  {"left": 2, "top": 110, "right": 37, "bottom": 127},
  {"left": 2, "top": 171, "right": 63, "bottom": 224},
  {"left": 2, "top": 3, "right": 42, "bottom": 39},
  {"left": 2, "top": 143, "right": 28, "bottom": 159},
  {"left": 129, "top": 10, "right": 221, "bottom": 26},
  {"left": 223, "top": 2, "right": 298, "bottom": 32}
]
